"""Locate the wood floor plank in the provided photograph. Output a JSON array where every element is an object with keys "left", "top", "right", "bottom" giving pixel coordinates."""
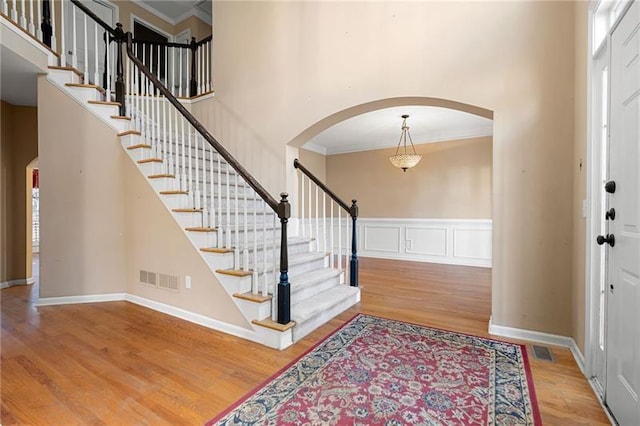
[{"left": 1, "top": 256, "right": 609, "bottom": 425}]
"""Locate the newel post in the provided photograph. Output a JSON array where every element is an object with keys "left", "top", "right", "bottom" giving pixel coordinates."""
[
  {"left": 189, "top": 37, "right": 197, "bottom": 97},
  {"left": 277, "top": 193, "right": 291, "bottom": 324},
  {"left": 350, "top": 200, "right": 359, "bottom": 287},
  {"left": 114, "top": 23, "right": 126, "bottom": 116}
]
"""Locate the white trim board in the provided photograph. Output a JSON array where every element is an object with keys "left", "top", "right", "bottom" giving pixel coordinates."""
[
  {"left": 34, "top": 292, "right": 260, "bottom": 344},
  {"left": 1, "top": 277, "right": 35, "bottom": 289},
  {"left": 488, "top": 316, "right": 586, "bottom": 376}
]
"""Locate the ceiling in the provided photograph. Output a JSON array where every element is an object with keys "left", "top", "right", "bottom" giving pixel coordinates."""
[
  {"left": 0, "top": 45, "right": 41, "bottom": 106},
  {"left": 303, "top": 106, "right": 493, "bottom": 155},
  {"left": 137, "top": 0, "right": 212, "bottom": 25}
]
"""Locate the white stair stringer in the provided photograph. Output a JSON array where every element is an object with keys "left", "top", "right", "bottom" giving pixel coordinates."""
[{"left": 51, "top": 67, "right": 361, "bottom": 349}]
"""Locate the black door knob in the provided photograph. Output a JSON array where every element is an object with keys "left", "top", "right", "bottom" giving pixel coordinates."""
[
  {"left": 605, "top": 181, "right": 616, "bottom": 193},
  {"left": 597, "top": 234, "right": 615, "bottom": 247},
  {"left": 605, "top": 208, "right": 616, "bottom": 220}
]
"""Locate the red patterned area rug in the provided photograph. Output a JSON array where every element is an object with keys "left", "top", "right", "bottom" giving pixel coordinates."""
[{"left": 208, "top": 314, "right": 541, "bottom": 425}]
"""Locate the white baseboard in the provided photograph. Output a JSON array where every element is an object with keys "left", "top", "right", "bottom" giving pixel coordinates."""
[
  {"left": 36, "top": 293, "right": 126, "bottom": 306},
  {"left": 124, "top": 294, "right": 258, "bottom": 343},
  {"left": 488, "top": 316, "right": 585, "bottom": 375},
  {"left": 1, "top": 277, "right": 35, "bottom": 289}
]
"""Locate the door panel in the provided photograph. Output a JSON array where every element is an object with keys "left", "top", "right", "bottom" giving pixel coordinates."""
[{"left": 606, "top": 1, "right": 640, "bottom": 424}]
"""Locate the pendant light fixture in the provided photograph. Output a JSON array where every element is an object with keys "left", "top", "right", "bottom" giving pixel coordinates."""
[{"left": 389, "top": 114, "right": 422, "bottom": 172}]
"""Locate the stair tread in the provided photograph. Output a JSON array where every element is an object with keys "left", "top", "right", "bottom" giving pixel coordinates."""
[
  {"left": 216, "top": 269, "right": 252, "bottom": 277},
  {"left": 185, "top": 227, "right": 217, "bottom": 232},
  {"left": 148, "top": 174, "right": 175, "bottom": 179},
  {"left": 200, "top": 247, "right": 234, "bottom": 254},
  {"left": 233, "top": 292, "right": 272, "bottom": 303},
  {"left": 88, "top": 100, "right": 121, "bottom": 107},
  {"left": 65, "top": 83, "right": 106, "bottom": 94},
  {"left": 251, "top": 318, "right": 296, "bottom": 332},
  {"left": 200, "top": 236, "right": 310, "bottom": 252},
  {"left": 127, "top": 144, "right": 151, "bottom": 150},
  {"left": 118, "top": 130, "right": 142, "bottom": 137},
  {"left": 291, "top": 286, "right": 359, "bottom": 323}
]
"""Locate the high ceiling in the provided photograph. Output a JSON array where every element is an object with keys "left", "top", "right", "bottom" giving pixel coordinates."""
[
  {"left": 137, "top": 0, "right": 212, "bottom": 25},
  {"left": 304, "top": 106, "right": 493, "bottom": 155}
]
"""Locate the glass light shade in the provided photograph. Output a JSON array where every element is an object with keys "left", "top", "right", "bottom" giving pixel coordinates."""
[{"left": 389, "top": 153, "right": 422, "bottom": 172}]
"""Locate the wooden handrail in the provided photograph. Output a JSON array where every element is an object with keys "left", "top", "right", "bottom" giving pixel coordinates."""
[
  {"left": 125, "top": 32, "right": 279, "bottom": 213},
  {"left": 293, "top": 158, "right": 357, "bottom": 218}
]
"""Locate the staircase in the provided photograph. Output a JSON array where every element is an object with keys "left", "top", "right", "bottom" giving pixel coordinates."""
[
  {"left": 43, "top": 39, "right": 360, "bottom": 350},
  {"left": 3, "top": 0, "right": 360, "bottom": 349}
]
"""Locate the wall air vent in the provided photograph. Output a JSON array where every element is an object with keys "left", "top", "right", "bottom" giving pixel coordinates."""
[
  {"left": 158, "top": 273, "right": 179, "bottom": 292},
  {"left": 139, "top": 270, "right": 158, "bottom": 287}
]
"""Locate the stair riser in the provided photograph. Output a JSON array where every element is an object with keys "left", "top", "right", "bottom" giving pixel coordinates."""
[
  {"left": 201, "top": 251, "right": 235, "bottom": 270},
  {"left": 290, "top": 275, "right": 342, "bottom": 304},
  {"left": 215, "top": 273, "right": 253, "bottom": 295},
  {"left": 88, "top": 103, "right": 120, "bottom": 117},
  {"left": 126, "top": 147, "right": 152, "bottom": 162},
  {"left": 288, "top": 257, "right": 327, "bottom": 278},
  {"left": 234, "top": 298, "right": 271, "bottom": 322},
  {"left": 292, "top": 290, "right": 361, "bottom": 342},
  {"left": 208, "top": 242, "right": 313, "bottom": 271},
  {"left": 64, "top": 86, "right": 102, "bottom": 103},
  {"left": 48, "top": 69, "right": 82, "bottom": 85},
  {"left": 138, "top": 161, "right": 166, "bottom": 175}
]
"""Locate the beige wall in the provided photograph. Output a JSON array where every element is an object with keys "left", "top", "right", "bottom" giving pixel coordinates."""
[
  {"left": 325, "top": 137, "right": 492, "bottom": 219},
  {"left": 298, "top": 148, "right": 326, "bottom": 183},
  {"left": 38, "top": 78, "right": 248, "bottom": 327},
  {"left": 213, "top": 1, "right": 577, "bottom": 336},
  {"left": 38, "top": 78, "right": 127, "bottom": 297},
  {"left": 123, "top": 158, "right": 249, "bottom": 328},
  {"left": 0, "top": 101, "right": 38, "bottom": 283},
  {"left": 572, "top": 1, "right": 589, "bottom": 352}
]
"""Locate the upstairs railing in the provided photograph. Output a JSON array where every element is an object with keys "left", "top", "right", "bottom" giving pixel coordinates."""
[
  {"left": 1, "top": 0, "right": 213, "bottom": 107},
  {"left": 294, "top": 159, "right": 359, "bottom": 287},
  {"left": 132, "top": 35, "right": 213, "bottom": 98}
]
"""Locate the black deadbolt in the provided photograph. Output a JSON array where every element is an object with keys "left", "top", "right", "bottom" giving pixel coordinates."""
[
  {"left": 605, "top": 180, "right": 616, "bottom": 194},
  {"left": 597, "top": 234, "right": 615, "bottom": 247},
  {"left": 605, "top": 208, "right": 616, "bottom": 220}
]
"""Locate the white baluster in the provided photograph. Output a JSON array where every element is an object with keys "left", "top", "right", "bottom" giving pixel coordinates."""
[
  {"left": 28, "top": 0, "right": 34, "bottom": 35},
  {"left": 308, "top": 175, "right": 312, "bottom": 240},
  {"left": 71, "top": 4, "right": 77, "bottom": 68},
  {"left": 168, "top": 100, "right": 174, "bottom": 177},
  {"left": 346, "top": 217, "right": 350, "bottom": 285},
  {"left": 234, "top": 172, "right": 239, "bottom": 268},
  {"left": 300, "top": 174, "right": 305, "bottom": 237},
  {"left": 1, "top": 0, "right": 8, "bottom": 17},
  {"left": 208, "top": 146, "right": 215, "bottom": 229},
  {"left": 243, "top": 177, "right": 249, "bottom": 270},
  {"left": 272, "top": 214, "right": 277, "bottom": 293},
  {"left": 194, "top": 133, "right": 201, "bottom": 210},
  {"left": 35, "top": 0, "right": 41, "bottom": 39},
  {"left": 180, "top": 116, "right": 187, "bottom": 191},
  {"left": 162, "top": 93, "right": 167, "bottom": 173},
  {"left": 178, "top": 47, "right": 183, "bottom": 98},
  {"left": 262, "top": 200, "right": 268, "bottom": 297},
  {"left": 83, "top": 13, "right": 88, "bottom": 82},
  {"left": 49, "top": 0, "right": 55, "bottom": 50},
  {"left": 164, "top": 46, "right": 168, "bottom": 87},
  {"left": 207, "top": 41, "right": 211, "bottom": 92},
  {"left": 252, "top": 194, "right": 258, "bottom": 294},
  {"left": 330, "top": 202, "right": 334, "bottom": 268},
  {"left": 315, "top": 184, "right": 319, "bottom": 252},
  {"left": 323, "top": 193, "right": 327, "bottom": 255},
  {"left": 10, "top": 0, "right": 17, "bottom": 22},
  {"left": 105, "top": 30, "right": 111, "bottom": 96},
  {"left": 199, "top": 44, "right": 204, "bottom": 94},
  {"left": 93, "top": 22, "right": 99, "bottom": 85},
  {"left": 20, "top": 0, "right": 26, "bottom": 29},
  {"left": 338, "top": 207, "right": 342, "bottom": 282},
  {"left": 225, "top": 162, "right": 231, "bottom": 248},
  {"left": 187, "top": 126, "right": 193, "bottom": 204},
  {"left": 171, "top": 48, "right": 176, "bottom": 97},
  {"left": 216, "top": 154, "right": 222, "bottom": 247}
]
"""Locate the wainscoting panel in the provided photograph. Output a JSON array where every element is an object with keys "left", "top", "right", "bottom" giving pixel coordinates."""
[{"left": 357, "top": 219, "right": 492, "bottom": 268}]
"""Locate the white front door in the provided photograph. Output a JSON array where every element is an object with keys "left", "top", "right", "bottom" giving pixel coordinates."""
[{"left": 606, "top": 1, "right": 640, "bottom": 424}]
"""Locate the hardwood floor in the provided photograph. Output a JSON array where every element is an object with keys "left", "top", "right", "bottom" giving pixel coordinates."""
[{"left": 1, "top": 257, "right": 609, "bottom": 425}]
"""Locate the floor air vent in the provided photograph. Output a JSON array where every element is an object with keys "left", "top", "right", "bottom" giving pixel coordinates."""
[{"left": 531, "top": 345, "right": 555, "bottom": 362}]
